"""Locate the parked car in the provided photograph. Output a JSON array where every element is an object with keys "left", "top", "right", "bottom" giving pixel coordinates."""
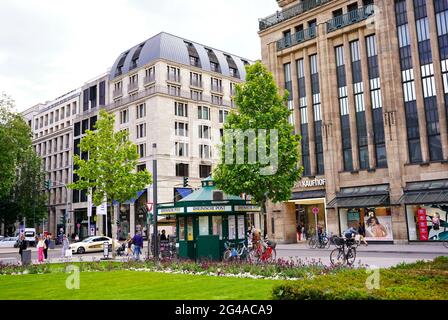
[
  {"left": 69, "top": 236, "right": 121, "bottom": 254},
  {"left": 0, "top": 236, "right": 19, "bottom": 248},
  {"left": 24, "top": 228, "right": 36, "bottom": 246}
]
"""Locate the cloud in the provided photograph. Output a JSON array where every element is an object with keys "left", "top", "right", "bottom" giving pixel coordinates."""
[{"left": 0, "top": 0, "right": 278, "bottom": 111}]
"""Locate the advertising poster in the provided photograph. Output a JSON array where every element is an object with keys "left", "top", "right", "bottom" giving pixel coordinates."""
[
  {"left": 365, "top": 214, "right": 393, "bottom": 241},
  {"left": 417, "top": 209, "right": 428, "bottom": 241}
]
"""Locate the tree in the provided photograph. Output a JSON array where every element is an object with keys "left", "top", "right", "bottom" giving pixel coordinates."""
[
  {"left": 213, "top": 62, "right": 302, "bottom": 235},
  {"left": 69, "top": 109, "right": 152, "bottom": 257},
  {"left": 0, "top": 93, "right": 47, "bottom": 235}
]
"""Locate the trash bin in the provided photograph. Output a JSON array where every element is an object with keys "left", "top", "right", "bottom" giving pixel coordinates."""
[
  {"left": 49, "top": 240, "right": 56, "bottom": 249},
  {"left": 21, "top": 249, "right": 31, "bottom": 265}
]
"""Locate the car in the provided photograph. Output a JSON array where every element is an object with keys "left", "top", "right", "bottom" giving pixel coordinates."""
[
  {"left": 68, "top": 236, "right": 121, "bottom": 254},
  {"left": 0, "top": 236, "right": 19, "bottom": 248}
]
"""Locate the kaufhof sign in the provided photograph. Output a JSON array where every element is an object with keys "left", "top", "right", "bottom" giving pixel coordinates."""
[{"left": 296, "top": 178, "right": 326, "bottom": 188}]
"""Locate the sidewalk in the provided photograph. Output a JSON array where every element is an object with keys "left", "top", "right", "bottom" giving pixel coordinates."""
[{"left": 277, "top": 242, "right": 448, "bottom": 254}]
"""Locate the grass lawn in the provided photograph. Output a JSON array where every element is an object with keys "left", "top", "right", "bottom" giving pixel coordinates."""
[{"left": 0, "top": 270, "right": 287, "bottom": 300}]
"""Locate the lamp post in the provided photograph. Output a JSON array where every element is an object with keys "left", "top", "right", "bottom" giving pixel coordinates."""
[{"left": 152, "top": 143, "right": 158, "bottom": 261}]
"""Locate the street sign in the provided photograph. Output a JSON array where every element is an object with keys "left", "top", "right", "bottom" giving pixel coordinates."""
[{"left": 312, "top": 207, "right": 319, "bottom": 215}]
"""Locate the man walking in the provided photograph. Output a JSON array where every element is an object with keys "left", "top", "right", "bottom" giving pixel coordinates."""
[{"left": 132, "top": 231, "right": 144, "bottom": 260}]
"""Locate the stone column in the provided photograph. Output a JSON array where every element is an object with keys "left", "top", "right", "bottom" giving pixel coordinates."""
[{"left": 130, "top": 203, "right": 135, "bottom": 237}]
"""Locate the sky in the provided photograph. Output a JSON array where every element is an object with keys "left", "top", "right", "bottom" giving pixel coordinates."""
[{"left": 0, "top": 0, "right": 279, "bottom": 112}]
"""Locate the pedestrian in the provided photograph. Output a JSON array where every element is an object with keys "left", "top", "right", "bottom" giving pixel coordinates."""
[
  {"left": 62, "top": 234, "right": 70, "bottom": 258},
  {"left": 18, "top": 234, "right": 27, "bottom": 261},
  {"left": 132, "top": 231, "right": 144, "bottom": 260},
  {"left": 126, "top": 233, "right": 133, "bottom": 256},
  {"left": 37, "top": 236, "right": 46, "bottom": 263},
  {"left": 44, "top": 234, "right": 51, "bottom": 260},
  {"left": 296, "top": 223, "right": 302, "bottom": 242},
  {"left": 357, "top": 222, "right": 368, "bottom": 246}
]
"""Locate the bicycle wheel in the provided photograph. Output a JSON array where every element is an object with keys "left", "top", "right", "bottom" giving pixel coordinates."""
[
  {"left": 330, "top": 248, "right": 345, "bottom": 266},
  {"left": 346, "top": 247, "right": 357, "bottom": 266},
  {"left": 223, "top": 249, "right": 232, "bottom": 261}
]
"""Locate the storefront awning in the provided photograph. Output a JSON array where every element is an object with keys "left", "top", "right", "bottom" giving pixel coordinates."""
[
  {"left": 291, "top": 190, "right": 326, "bottom": 200},
  {"left": 327, "top": 194, "right": 389, "bottom": 208},
  {"left": 399, "top": 190, "right": 448, "bottom": 204}
]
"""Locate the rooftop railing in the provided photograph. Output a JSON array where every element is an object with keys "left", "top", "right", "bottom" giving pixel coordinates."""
[{"left": 259, "top": 0, "right": 331, "bottom": 31}]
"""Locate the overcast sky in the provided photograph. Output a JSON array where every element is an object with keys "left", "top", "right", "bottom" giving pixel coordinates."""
[{"left": 0, "top": 0, "right": 279, "bottom": 112}]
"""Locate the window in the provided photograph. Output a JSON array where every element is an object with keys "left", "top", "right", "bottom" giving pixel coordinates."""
[
  {"left": 120, "top": 109, "right": 129, "bottom": 124},
  {"left": 199, "top": 165, "right": 212, "bottom": 178},
  {"left": 136, "top": 103, "right": 146, "bottom": 119},
  {"left": 167, "top": 66, "right": 180, "bottom": 82},
  {"left": 175, "top": 142, "right": 189, "bottom": 157},
  {"left": 174, "top": 102, "right": 188, "bottom": 117},
  {"left": 190, "top": 72, "right": 202, "bottom": 87},
  {"left": 145, "top": 66, "right": 156, "bottom": 83},
  {"left": 198, "top": 125, "right": 211, "bottom": 139},
  {"left": 168, "top": 85, "right": 181, "bottom": 97},
  {"left": 199, "top": 144, "right": 212, "bottom": 159},
  {"left": 219, "top": 110, "right": 229, "bottom": 123},
  {"left": 211, "top": 77, "right": 223, "bottom": 92},
  {"left": 211, "top": 95, "right": 222, "bottom": 105},
  {"left": 138, "top": 144, "right": 146, "bottom": 158},
  {"left": 198, "top": 106, "right": 210, "bottom": 120},
  {"left": 191, "top": 90, "right": 202, "bottom": 101},
  {"left": 175, "top": 122, "right": 188, "bottom": 136},
  {"left": 175, "top": 163, "right": 189, "bottom": 176},
  {"left": 136, "top": 123, "right": 146, "bottom": 139}
]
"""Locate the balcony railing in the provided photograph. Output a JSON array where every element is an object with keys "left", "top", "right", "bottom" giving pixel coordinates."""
[
  {"left": 128, "top": 82, "right": 139, "bottom": 93},
  {"left": 113, "top": 87, "right": 123, "bottom": 98},
  {"left": 144, "top": 74, "right": 155, "bottom": 85},
  {"left": 106, "top": 85, "right": 233, "bottom": 111},
  {"left": 326, "top": 5, "right": 374, "bottom": 33},
  {"left": 277, "top": 26, "right": 317, "bottom": 51},
  {"left": 211, "top": 85, "right": 223, "bottom": 93},
  {"left": 259, "top": 0, "right": 331, "bottom": 31}
]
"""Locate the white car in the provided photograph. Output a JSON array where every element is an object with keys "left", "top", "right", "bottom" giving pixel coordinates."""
[
  {"left": 0, "top": 237, "right": 19, "bottom": 248},
  {"left": 69, "top": 236, "right": 121, "bottom": 254}
]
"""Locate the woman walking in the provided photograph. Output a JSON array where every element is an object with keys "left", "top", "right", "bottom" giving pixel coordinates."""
[{"left": 37, "top": 236, "right": 46, "bottom": 263}]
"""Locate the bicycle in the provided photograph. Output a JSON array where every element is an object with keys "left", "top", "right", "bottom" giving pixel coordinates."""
[
  {"left": 223, "top": 240, "right": 250, "bottom": 262},
  {"left": 249, "top": 238, "right": 277, "bottom": 263},
  {"left": 330, "top": 236, "right": 357, "bottom": 266}
]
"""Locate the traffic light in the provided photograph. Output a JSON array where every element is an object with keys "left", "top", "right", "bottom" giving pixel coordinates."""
[
  {"left": 44, "top": 180, "right": 52, "bottom": 191},
  {"left": 183, "top": 176, "right": 189, "bottom": 187}
]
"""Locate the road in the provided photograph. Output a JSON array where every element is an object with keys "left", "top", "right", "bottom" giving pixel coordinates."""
[{"left": 1, "top": 243, "right": 446, "bottom": 268}]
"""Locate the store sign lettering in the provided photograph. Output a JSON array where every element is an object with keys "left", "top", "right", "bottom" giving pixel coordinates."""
[{"left": 297, "top": 178, "right": 326, "bottom": 188}]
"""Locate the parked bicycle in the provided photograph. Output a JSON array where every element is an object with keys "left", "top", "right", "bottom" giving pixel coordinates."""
[
  {"left": 330, "top": 236, "right": 357, "bottom": 266},
  {"left": 223, "top": 240, "right": 250, "bottom": 262},
  {"left": 249, "top": 238, "right": 277, "bottom": 263}
]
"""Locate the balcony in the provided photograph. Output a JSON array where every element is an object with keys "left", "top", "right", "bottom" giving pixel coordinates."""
[
  {"left": 277, "top": 26, "right": 317, "bottom": 51},
  {"left": 259, "top": 0, "right": 331, "bottom": 31},
  {"left": 211, "top": 85, "right": 223, "bottom": 93},
  {"left": 128, "top": 82, "right": 139, "bottom": 93},
  {"left": 144, "top": 74, "right": 155, "bottom": 85},
  {"left": 326, "top": 5, "right": 374, "bottom": 33},
  {"left": 113, "top": 87, "right": 123, "bottom": 99}
]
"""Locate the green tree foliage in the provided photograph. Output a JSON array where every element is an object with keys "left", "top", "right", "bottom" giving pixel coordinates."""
[
  {"left": 213, "top": 62, "right": 302, "bottom": 227},
  {"left": 0, "top": 94, "right": 47, "bottom": 234},
  {"left": 69, "top": 109, "right": 152, "bottom": 254}
]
